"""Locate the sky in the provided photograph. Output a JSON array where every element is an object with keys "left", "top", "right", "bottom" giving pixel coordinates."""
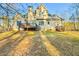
[
  {"left": 0, "top": 3, "right": 73, "bottom": 20},
  {"left": 17, "top": 3, "right": 72, "bottom": 20}
]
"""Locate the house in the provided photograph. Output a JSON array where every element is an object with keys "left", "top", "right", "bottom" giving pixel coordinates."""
[{"left": 13, "top": 4, "right": 64, "bottom": 31}]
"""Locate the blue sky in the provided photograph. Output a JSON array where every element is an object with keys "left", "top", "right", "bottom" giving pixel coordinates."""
[
  {"left": 18, "top": 3, "right": 72, "bottom": 14},
  {"left": 0, "top": 3, "right": 73, "bottom": 20},
  {"left": 17, "top": 3, "right": 72, "bottom": 20}
]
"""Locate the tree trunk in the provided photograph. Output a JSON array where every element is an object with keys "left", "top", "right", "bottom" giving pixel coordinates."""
[{"left": 74, "top": 19, "right": 77, "bottom": 30}]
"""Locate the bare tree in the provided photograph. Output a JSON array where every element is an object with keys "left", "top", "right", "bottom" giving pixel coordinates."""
[
  {"left": 70, "top": 3, "right": 79, "bottom": 30},
  {"left": 69, "top": 13, "right": 77, "bottom": 30}
]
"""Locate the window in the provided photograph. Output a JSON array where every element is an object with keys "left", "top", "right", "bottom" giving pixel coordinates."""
[
  {"left": 48, "top": 21, "right": 50, "bottom": 25},
  {"left": 39, "top": 21, "right": 44, "bottom": 25}
]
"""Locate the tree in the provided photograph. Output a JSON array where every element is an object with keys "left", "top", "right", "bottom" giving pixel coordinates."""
[
  {"left": 0, "top": 3, "right": 17, "bottom": 31},
  {"left": 70, "top": 3, "right": 79, "bottom": 30},
  {"left": 69, "top": 13, "right": 77, "bottom": 30},
  {"left": 72, "top": 4, "right": 79, "bottom": 21}
]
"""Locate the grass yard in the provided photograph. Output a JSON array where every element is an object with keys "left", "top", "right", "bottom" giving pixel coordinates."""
[
  {"left": 0, "top": 30, "right": 79, "bottom": 56},
  {"left": 64, "top": 22, "right": 79, "bottom": 31},
  {"left": 0, "top": 30, "right": 18, "bottom": 41},
  {"left": 44, "top": 31, "right": 79, "bottom": 56}
]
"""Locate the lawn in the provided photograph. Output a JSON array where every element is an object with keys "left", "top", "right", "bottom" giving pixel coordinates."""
[
  {"left": 0, "top": 30, "right": 18, "bottom": 41},
  {"left": 64, "top": 22, "right": 79, "bottom": 31},
  {"left": 44, "top": 31, "right": 79, "bottom": 56},
  {"left": 28, "top": 32, "right": 49, "bottom": 56},
  {"left": 0, "top": 30, "right": 79, "bottom": 56}
]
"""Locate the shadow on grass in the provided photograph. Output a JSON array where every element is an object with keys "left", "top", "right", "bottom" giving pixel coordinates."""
[{"left": 0, "top": 31, "right": 27, "bottom": 56}]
